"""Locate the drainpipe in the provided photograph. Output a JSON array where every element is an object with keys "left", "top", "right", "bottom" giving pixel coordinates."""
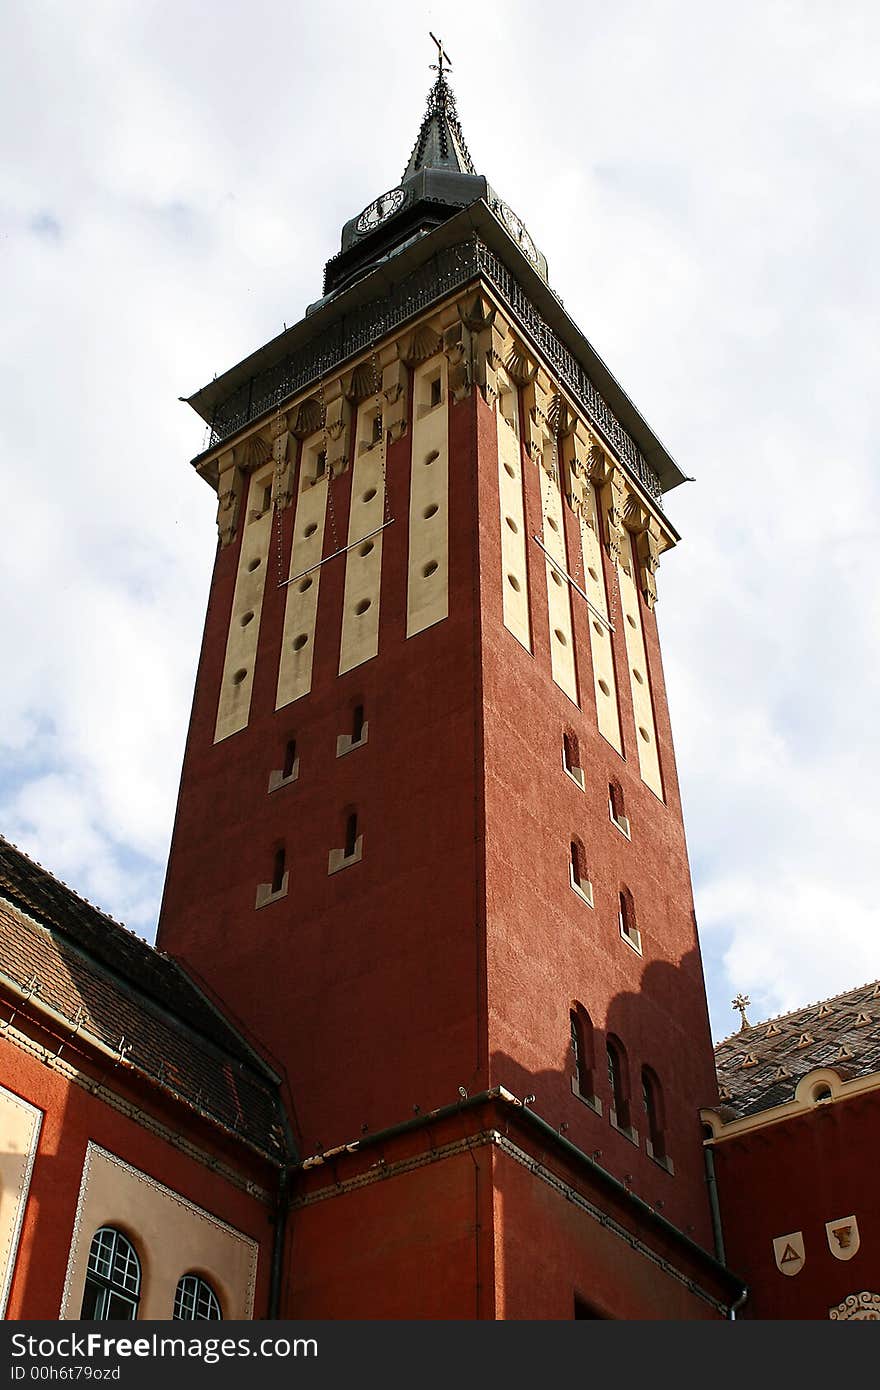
[
  {"left": 268, "top": 1164, "right": 289, "bottom": 1319},
  {"left": 703, "top": 1139, "right": 726, "bottom": 1265},
  {"left": 703, "top": 1136, "right": 749, "bottom": 1319}
]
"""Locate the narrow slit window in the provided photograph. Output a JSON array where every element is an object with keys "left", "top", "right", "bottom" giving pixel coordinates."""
[
  {"left": 345, "top": 812, "right": 358, "bottom": 859},
  {"left": 272, "top": 847, "right": 286, "bottom": 894},
  {"left": 609, "top": 782, "right": 630, "bottom": 836},
  {"left": 642, "top": 1066, "right": 666, "bottom": 1161},
  {"left": 563, "top": 732, "right": 584, "bottom": 788},
  {"left": 352, "top": 704, "right": 364, "bottom": 743},
  {"left": 570, "top": 1005, "right": 595, "bottom": 1100},
  {"left": 282, "top": 739, "right": 297, "bottom": 780},
  {"left": 618, "top": 889, "right": 641, "bottom": 952},
  {"left": 372, "top": 412, "right": 383, "bottom": 442},
  {"left": 607, "top": 1037, "right": 631, "bottom": 1131},
  {"left": 570, "top": 840, "right": 583, "bottom": 882},
  {"left": 262, "top": 483, "right": 273, "bottom": 514},
  {"left": 430, "top": 376, "right": 442, "bottom": 409}
]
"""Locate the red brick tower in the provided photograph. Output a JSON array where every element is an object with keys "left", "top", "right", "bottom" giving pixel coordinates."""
[{"left": 157, "top": 64, "right": 742, "bottom": 1318}]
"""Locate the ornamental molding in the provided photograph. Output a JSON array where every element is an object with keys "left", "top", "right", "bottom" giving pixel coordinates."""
[
  {"left": 0, "top": 1083, "right": 42, "bottom": 1318},
  {"left": 829, "top": 1292, "right": 880, "bottom": 1320},
  {"left": 59, "top": 1142, "right": 259, "bottom": 1319},
  {"left": 197, "top": 238, "right": 664, "bottom": 506}
]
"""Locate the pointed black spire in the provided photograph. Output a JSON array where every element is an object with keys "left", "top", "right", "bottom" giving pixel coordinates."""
[{"left": 401, "top": 69, "right": 477, "bottom": 181}]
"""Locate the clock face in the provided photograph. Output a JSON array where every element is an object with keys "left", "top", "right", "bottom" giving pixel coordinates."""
[
  {"left": 498, "top": 201, "right": 539, "bottom": 265},
  {"left": 355, "top": 187, "right": 406, "bottom": 234}
]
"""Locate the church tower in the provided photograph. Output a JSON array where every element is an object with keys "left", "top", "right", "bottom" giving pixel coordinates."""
[{"left": 157, "top": 55, "right": 741, "bottom": 1318}]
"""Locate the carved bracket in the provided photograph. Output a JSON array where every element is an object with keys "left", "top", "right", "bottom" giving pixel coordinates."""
[
  {"left": 271, "top": 416, "right": 294, "bottom": 511},
  {"left": 216, "top": 449, "right": 244, "bottom": 548},
  {"left": 381, "top": 357, "right": 409, "bottom": 442},
  {"left": 443, "top": 322, "right": 472, "bottom": 403},
  {"left": 322, "top": 381, "right": 352, "bottom": 477}
]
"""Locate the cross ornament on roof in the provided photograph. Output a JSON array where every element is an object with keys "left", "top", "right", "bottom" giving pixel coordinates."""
[
  {"left": 732, "top": 993, "right": 751, "bottom": 1031},
  {"left": 429, "top": 32, "right": 452, "bottom": 76}
]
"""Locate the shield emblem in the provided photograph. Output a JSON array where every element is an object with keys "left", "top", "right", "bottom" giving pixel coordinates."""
[
  {"left": 773, "top": 1231, "right": 805, "bottom": 1276},
  {"left": 826, "top": 1216, "right": 860, "bottom": 1261}
]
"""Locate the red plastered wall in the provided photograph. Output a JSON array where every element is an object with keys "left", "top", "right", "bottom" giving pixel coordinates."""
[{"left": 2, "top": 1039, "right": 274, "bottom": 1319}]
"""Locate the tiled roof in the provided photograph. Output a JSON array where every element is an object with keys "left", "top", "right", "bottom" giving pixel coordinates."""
[
  {"left": 714, "top": 979, "right": 880, "bottom": 1118},
  {"left": 0, "top": 837, "right": 287, "bottom": 1159}
]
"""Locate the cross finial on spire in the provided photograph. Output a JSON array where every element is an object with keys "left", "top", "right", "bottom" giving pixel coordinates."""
[
  {"left": 429, "top": 32, "right": 452, "bottom": 77},
  {"left": 732, "top": 993, "right": 751, "bottom": 1031}
]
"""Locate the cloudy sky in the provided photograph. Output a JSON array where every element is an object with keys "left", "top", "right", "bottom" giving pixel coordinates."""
[{"left": 2, "top": 1, "right": 879, "bottom": 1041}]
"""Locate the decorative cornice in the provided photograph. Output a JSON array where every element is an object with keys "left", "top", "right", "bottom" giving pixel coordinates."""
[{"left": 197, "top": 238, "right": 664, "bottom": 506}]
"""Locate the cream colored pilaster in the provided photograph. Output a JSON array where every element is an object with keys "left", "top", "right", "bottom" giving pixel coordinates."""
[
  {"left": 563, "top": 431, "right": 623, "bottom": 753},
  {"left": 275, "top": 431, "right": 330, "bottom": 709},
  {"left": 407, "top": 354, "right": 450, "bottom": 637},
  {"left": 214, "top": 459, "right": 274, "bottom": 742},
  {"left": 523, "top": 374, "right": 577, "bottom": 703},
  {"left": 617, "top": 529, "right": 663, "bottom": 798},
  {"left": 339, "top": 397, "right": 386, "bottom": 673},
  {"left": 495, "top": 365, "right": 531, "bottom": 651}
]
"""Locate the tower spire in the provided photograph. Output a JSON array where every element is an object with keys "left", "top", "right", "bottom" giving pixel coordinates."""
[{"left": 401, "top": 39, "right": 477, "bottom": 181}]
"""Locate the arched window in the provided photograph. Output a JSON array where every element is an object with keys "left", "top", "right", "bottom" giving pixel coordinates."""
[
  {"left": 618, "top": 888, "right": 642, "bottom": 953},
  {"left": 80, "top": 1227, "right": 141, "bottom": 1320},
  {"left": 642, "top": 1065, "right": 666, "bottom": 1160},
  {"left": 609, "top": 781, "right": 630, "bottom": 836},
  {"left": 606, "top": 1036, "right": 632, "bottom": 1133},
  {"left": 570, "top": 1005, "right": 596, "bottom": 1101},
  {"left": 569, "top": 838, "right": 592, "bottom": 903},
  {"left": 563, "top": 732, "right": 584, "bottom": 788},
  {"left": 173, "top": 1274, "right": 222, "bottom": 1321}
]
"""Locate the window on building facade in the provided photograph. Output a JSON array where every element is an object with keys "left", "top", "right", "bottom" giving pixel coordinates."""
[
  {"left": 282, "top": 738, "right": 297, "bottom": 780},
  {"left": 618, "top": 888, "right": 642, "bottom": 953},
  {"left": 271, "top": 846, "right": 286, "bottom": 894},
  {"left": 80, "top": 1227, "right": 141, "bottom": 1320},
  {"left": 607, "top": 1036, "right": 633, "bottom": 1133},
  {"left": 609, "top": 781, "right": 630, "bottom": 837},
  {"left": 642, "top": 1065, "right": 666, "bottom": 1161},
  {"left": 563, "top": 731, "right": 584, "bottom": 789},
  {"left": 569, "top": 838, "right": 593, "bottom": 906},
  {"left": 173, "top": 1274, "right": 222, "bottom": 1321},
  {"left": 570, "top": 1004, "right": 597, "bottom": 1103},
  {"left": 344, "top": 811, "right": 359, "bottom": 860}
]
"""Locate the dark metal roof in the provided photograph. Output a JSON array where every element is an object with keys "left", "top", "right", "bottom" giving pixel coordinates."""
[
  {"left": 400, "top": 71, "right": 476, "bottom": 179},
  {"left": 0, "top": 836, "right": 287, "bottom": 1158},
  {"left": 186, "top": 204, "right": 687, "bottom": 502},
  {"left": 714, "top": 979, "right": 880, "bottom": 1118}
]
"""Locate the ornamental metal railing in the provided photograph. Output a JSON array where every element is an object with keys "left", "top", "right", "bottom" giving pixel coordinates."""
[{"left": 205, "top": 237, "right": 662, "bottom": 503}]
